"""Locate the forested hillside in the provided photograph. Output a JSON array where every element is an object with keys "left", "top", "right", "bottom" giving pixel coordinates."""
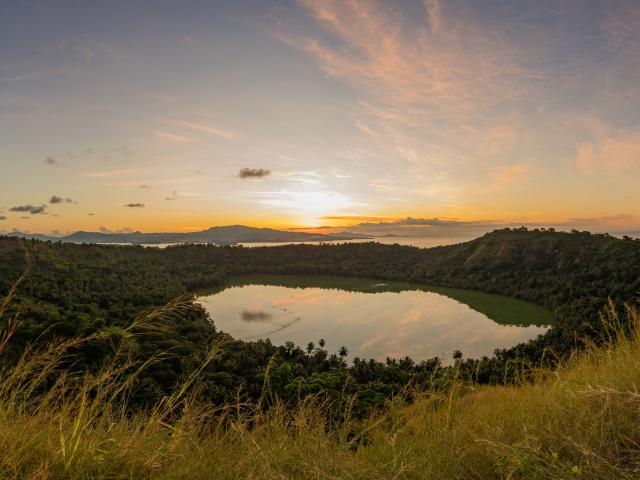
[{"left": 0, "top": 228, "right": 638, "bottom": 412}]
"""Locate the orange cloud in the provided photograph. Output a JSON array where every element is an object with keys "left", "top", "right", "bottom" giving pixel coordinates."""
[
  {"left": 80, "top": 169, "right": 146, "bottom": 178},
  {"left": 276, "top": 0, "right": 546, "bottom": 199},
  {"left": 153, "top": 131, "right": 195, "bottom": 143},
  {"left": 493, "top": 164, "right": 530, "bottom": 182},
  {"left": 321, "top": 215, "right": 398, "bottom": 223},
  {"left": 281, "top": 0, "right": 541, "bottom": 135},
  {"left": 163, "top": 120, "right": 235, "bottom": 140},
  {"left": 576, "top": 128, "right": 640, "bottom": 175}
]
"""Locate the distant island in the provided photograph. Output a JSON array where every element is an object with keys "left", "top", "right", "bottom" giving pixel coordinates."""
[{"left": 5, "top": 225, "right": 372, "bottom": 245}]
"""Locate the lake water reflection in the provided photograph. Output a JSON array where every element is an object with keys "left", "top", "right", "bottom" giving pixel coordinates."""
[{"left": 197, "top": 276, "right": 552, "bottom": 362}]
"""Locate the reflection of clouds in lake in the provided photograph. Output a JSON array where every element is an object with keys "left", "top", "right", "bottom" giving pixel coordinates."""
[
  {"left": 240, "top": 310, "right": 273, "bottom": 323},
  {"left": 272, "top": 290, "right": 324, "bottom": 307},
  {"left": 331, "top": 292, "right": 353, "bottom": 305},
  {"left": 240, "top": 317, "right": 303, "bottom": 341},
  {"left": 360, "top": 332, "right": 385, "bottom": 353},
  {"left": 200, "top": 283, "right": 549, "bottom": 363},
  {"left": 398, "top": 306, "right": 423, "bottom": 327}
]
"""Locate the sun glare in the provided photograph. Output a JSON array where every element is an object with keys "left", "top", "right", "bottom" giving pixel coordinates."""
[{"left": 258, "top": 189, "right": 359, "bottom": 225}]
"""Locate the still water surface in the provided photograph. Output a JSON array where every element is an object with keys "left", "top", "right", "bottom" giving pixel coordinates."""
[
  {"left": 131, "top": 235, "right": 476, "bottom": 249},
  {"left": 197, "top": 276, "right": 552, "bottom": 362}
]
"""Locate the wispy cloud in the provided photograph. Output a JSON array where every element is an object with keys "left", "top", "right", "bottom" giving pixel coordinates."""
[
  {"left": 277, "top": 0, "right": 640, "bottom": 205},
  {"left": 165, "top": 120, "right": 235, "bottom": 140},
  {"left": 278, "top": 0, "right": 543, "bottom": 161},
  {"left": 153, "top": 131, "right": 195, "bottom": 144},
  {"left": 575, "top": 127, "right": 640, "bottom": 175},
  {"left": 357, "top": 217, "right": 487, "bottom": 227},
  {"left": 80, "top": 169, "right": 145, "bottom": 178},
  {"left": 566, "top": 214, "right": 636, "bottom": 225},
  {"left": 487, "top": 164, "right": 531, "bottom": 191},
  {"left": 124, "top": 203, "right": 145, "bottom": 208},
  {"left": 322, "top": 215, "right": 398, "bottom": 223}
]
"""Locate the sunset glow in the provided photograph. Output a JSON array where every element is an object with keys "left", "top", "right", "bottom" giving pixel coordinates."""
[{"left": 1, "top": 0, "right": 639, "bottom": 237}]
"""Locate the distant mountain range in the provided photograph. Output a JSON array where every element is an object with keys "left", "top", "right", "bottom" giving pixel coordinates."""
[{"left": 5, "top": 225, "right": 372, "bottom": 245}]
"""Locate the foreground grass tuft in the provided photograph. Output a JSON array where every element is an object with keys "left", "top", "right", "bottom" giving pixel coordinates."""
[{"left": 1, "top": 300, "right": 640, "bottom": 479}]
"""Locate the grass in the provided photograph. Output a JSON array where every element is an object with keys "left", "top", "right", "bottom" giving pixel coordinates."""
[{"left": 0, "top": 293, "right": 639, "bottom": 478}]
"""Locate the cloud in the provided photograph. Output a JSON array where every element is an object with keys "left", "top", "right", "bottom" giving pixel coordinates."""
[
  {"left": 328, "top": 216, "right": 502, "bottom": 239},
  {"left": 238, "top": 168, "right": 272, "bottom": 179},
  {"left": 601, "top": 1, "right": 640, "bottom": 55},
  {"left": 322, "top": 215, "right": 398, "bottom": 223},
  {"left": 10, "top": 205, "right": 47, "bottom": 215},
  {"left": 357, "top": 217, "right": 485, "bottom": 227},
  {"left": 482, "top": 163, "right": 531, "bottom": 192},
  {"left": 565, "top": 214, "right": 636, "bottom": 226},
  {"left": 164, "top": 120, "right": 235, "bottom": 140},
  {"left": 317, "top": 214, "right": 640, "bottom": 238},
  {"left": 165, "top": 190, "right": 179, "bottom": 201},
  {"left": 277, "top": 0, "right": 542, "bottom": 159},
  {"left": 98, "top": 226, "right": 133, "bottom": 235},
  {"left": 575, "top": 127, "right": 640, "bottom": 175},
  {"left": 153, "top": 131, "right": 195, "bottom": 143},
  {"left": 45, "top": 156, "right": 59, "bottom": 166},
  {"left": 287, "top": 225, "right": 343, "bottom": 232},
  {"left": 139, "top": 184, "right": 150, "bottom": 189},
  {"left": 80, "top": 169, "right": 145, "bottom": 178},
  {"left": 49, "top": 195, "right": 74, "bottom": 204},
  {"left": 0, "top": 216, "right": 6, "bottom": 221},
  {"left": 88, "top": 213, "right": 95, "bottom": 216},
  {"left": 124, "top": 203, "right": 145, "bottom": 208},
  {"left": 493, "top": 164, "right": 530, "bottom": 181},
  {"left": 277, "top": 0, "right": 626, "bottom": 201}
]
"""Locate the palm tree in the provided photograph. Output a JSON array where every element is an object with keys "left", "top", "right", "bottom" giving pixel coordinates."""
[
  {"left": 318, "top": 338, "right": 326, "bottom": 348},
  {"left": 306, "top": 342, "right": 315, "bottom": 355},
  {"left": 452, "top": 349, "right": 463, "bottom": 361},
  {"left": 338, "top": 346, "right": 348, "bottom": 358},
  {"left": 284, "top": 341, "right": 295, "bottom": 354}
]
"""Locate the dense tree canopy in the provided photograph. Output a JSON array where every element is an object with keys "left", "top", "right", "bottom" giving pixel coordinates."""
[{"left": 0, "top": 228, "right": 638, "bottom": 414}]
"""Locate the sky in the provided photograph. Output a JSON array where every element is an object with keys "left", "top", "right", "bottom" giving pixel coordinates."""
[{"left": 1, "top": 0, "right": 639, "bottom": 237}]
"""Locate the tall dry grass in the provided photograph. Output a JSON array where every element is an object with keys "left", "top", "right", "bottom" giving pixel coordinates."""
[{"left": 1, "top": 283, "right": 639, "bottom": 478}]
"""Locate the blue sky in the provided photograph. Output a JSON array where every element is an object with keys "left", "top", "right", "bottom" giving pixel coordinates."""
[{"left": 1, "top": 0, "right": 639, "bottom": 236}]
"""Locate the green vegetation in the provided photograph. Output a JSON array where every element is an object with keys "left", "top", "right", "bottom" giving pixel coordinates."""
[
  {"left": 221, "top": 274, "right": 555, "bottom": 326},
  {"left": 0, "top": 228, "right": 639, "bottom": 414},
  {"left": 1, "top": 290, "right": 640, "bottom": 478}
]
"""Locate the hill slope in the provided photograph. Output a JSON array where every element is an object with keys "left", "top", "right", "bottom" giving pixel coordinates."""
[{"left": 0, "top": 228, "right": 638, "bottom": 412}]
